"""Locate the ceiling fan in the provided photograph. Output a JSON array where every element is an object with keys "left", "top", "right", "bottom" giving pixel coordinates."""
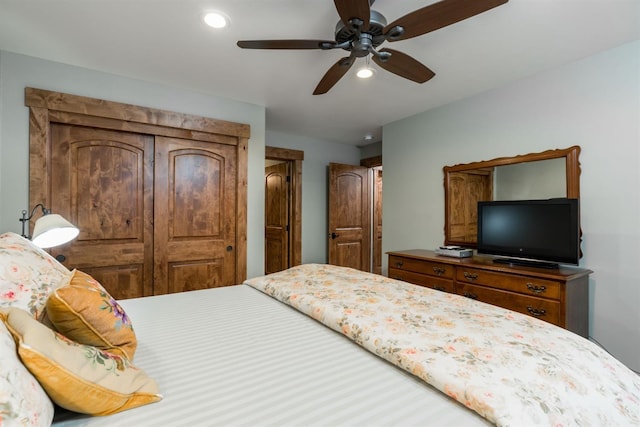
[{"left": 237, "top": 0, "right": 509, "bottom": 95}]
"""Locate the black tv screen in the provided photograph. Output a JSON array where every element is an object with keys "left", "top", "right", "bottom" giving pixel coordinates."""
[{"left": 477, "top": 198, "right": 580, "bottom": 267}]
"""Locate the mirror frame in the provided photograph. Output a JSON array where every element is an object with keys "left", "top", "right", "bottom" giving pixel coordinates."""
[{"left": 443, "top": 146, "right": 581, "bottom": 247}]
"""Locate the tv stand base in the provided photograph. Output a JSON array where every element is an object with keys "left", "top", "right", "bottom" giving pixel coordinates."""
[{"left": 493, "top": 257, "right": 559, "bottom": 269}]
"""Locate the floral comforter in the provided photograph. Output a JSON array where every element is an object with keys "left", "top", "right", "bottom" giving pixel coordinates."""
[{"left": 245, "top": 264, "right": 640, "bottom": 427}]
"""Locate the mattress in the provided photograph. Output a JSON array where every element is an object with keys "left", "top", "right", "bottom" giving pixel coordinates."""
[{"left": 52, "top": 284, "right": 490, "bottom": 426}]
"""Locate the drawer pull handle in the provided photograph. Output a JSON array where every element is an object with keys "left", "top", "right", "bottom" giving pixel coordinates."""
[
  {"left": 526, "top": 307, "right": 547, "bottom": 317},
  {"left": 432, "top": 267, "right": 446, "bottom": 275},
  {"left": 463, "top": 291, "right": 478, "bottom": 299},
  {"left": 463, "top": 272, "right": 478, "bottom": 281},
  {"left": 395, "top": 261, "right": 404, "bottom": 268},
  {"left": 526, "top": 284, "right": 546, "bottom": 294},
  {"left": 433, "top": 285, "right": 446, "bottom": 291}
]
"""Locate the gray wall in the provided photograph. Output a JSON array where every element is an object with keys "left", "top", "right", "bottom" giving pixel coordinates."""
[
  {"left": 494, "top": 158, "right": 566, "bottom": 200},
  {"left": 382, "top": 40, "right": 640, "bottom": 372}
]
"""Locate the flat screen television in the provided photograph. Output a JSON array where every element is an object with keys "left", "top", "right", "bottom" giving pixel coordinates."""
[{"left": 477, "top": 198, "right": 580, "bottom": 268}]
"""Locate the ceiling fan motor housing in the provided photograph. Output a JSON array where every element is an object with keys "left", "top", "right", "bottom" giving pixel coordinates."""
[{"left": 334, "top": 10, "right": 387, "bottom": 49}]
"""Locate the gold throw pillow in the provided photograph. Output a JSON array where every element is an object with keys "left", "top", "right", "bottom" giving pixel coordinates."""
[
  {"left": 0, "top": 307, "right": 161, "bottom": 416},
  {"left": 46, "top": 270, "right": 137, "bottom": 359}
]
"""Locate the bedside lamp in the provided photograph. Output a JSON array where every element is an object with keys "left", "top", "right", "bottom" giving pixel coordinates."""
[{"left": 20, "top": 204, "right": 79, "bottom": 248}]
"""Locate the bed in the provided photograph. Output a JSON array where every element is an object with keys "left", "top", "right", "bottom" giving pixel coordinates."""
[{"left": 1, "top": 232, "right": 639, "bottom": 426}]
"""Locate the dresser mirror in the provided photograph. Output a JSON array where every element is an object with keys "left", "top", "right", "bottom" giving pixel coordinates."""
[{"left": 443, "top": 146, "right": 581, "bottom": 247}]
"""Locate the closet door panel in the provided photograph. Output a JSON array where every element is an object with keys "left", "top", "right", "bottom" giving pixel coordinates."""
[
  {"left": 79, "top": 265, "right": 144, "bottom": 300},
  {"left": 154, "top": 136, "right": 237, "bottom": 295},
  {"left": 49, "top": 124, "right": 155, "bottom": 299}
]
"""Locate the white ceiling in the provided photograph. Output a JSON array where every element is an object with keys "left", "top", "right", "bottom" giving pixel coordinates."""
[{"left": 0, "top": 0, "right": 638, "bottom": 145}]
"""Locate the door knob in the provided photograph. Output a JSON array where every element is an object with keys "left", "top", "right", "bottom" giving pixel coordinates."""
[{"left": 330, "top": 232, "right": 339, "bottom": 239}]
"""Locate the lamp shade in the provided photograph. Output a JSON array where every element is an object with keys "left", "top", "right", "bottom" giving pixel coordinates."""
[{"left": 31, "top": 214, "right": 79, "bottom": 248}]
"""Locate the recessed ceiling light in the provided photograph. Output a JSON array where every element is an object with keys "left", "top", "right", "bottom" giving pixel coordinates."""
[{"left": 203, "top": 11, "right": 229, "bottom": 29}]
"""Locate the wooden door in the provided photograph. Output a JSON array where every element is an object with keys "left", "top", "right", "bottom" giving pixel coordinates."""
[
  {"left": 448, "top": 170, "right": 493, "bottom": 243},
  {"left": 265, "top": 162, "right": 289, "bottom": 274},
  {"left": 265, "top": 146, "right": 304, "bottom": 268},
  {"left": 153, "top": 136, "right": 237, "bottom": 295},
  {"left": 328, "top": 163, "right": 370, "bottom": 271},
  {"left": 49, "top": 124, "right": 155, "bottom": 298},
  {"left": 372, "top": 168, "right": 383, "bottom": 274},
  {"left": 27, "top": 88, "right": 249, "bottom": 300}
]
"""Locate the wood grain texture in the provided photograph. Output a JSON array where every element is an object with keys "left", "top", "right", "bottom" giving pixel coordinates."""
[
  {"left": 26, "top": 87, "right": 250, "bottom": 138},
  {"left": 26, "top": 87, "right": 249, "bottom": 298},
  {"left": 447, "top": 170, "right": 492, "bottom": 243},
  {"left": 154, "top": 136, "right": 237, "bottom": 295},
  {"left": 328, "top": 163, "right": 370, "bottom": 271},
  {"left": 49, "top": 124, "right": 155, "bottom": 298},
  {"left": 265, "top": 162, "right": 289, "bottom": 274},
  {"left": 82, "top": 265, "right": 146, "bottom": 300},
  {"left": 27, "top": 107, "right": 50, "bottom": 235},
  {"left": 235, "top": 138, "right": 249, "bottom": 283},
  {"left": 372, "top": 168, "right": 383, "bottom": 275},
  {"left": 265, "top": 146, "right": 303, "bottom": 268}
]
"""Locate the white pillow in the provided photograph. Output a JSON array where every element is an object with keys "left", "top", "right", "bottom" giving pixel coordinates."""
[
  {"left": 0, "top": 319, "right": 54, "bottom": 426},
  {"left": 0, "top": 232, "right": 71, "bottom": 318}
]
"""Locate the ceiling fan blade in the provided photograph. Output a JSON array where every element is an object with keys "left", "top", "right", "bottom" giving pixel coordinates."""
[
  {"left": 334, "top": 0, "right": 370, "bottom": 31},
  {"left": 237, "top": 40, "right": 337, "bottom": 49},
  {"left": 313, "top": 56, "right": 356, "bottom": 95},
  {"left": 372, "top": 48, "right": 435, "bottom": 84},
  {"left": 384, "top": 0, "right": 508, "bottom": 41}
]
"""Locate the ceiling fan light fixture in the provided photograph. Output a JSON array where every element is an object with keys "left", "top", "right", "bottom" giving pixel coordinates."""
[
  {"left": 356, "top": 66, "right": 374, "bottom": 79},
  {"left": 203, "top": 11, "right": 229, "bottom": 29}
]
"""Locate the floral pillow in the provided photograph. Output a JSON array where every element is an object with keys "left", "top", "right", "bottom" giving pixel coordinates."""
[
  {"left": 46, "top": 270, "right": 137, "bottom": 360},
  {"left": 0, "top": 232, "right": 72, "bottom": 318},
  {"left": 0, "top": 307, "right": 162, "bottom": 416},
  {"left": 0, "top": 320, "right": 54, "bottom": 426}
]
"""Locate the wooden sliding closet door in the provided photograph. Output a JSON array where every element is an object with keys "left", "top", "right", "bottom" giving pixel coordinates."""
[
  {"left": 49, "top": 128, "right": 238, "bottom": 297},
  {"left": 153, "top": 136, "right": 237, "bottom": 294},
  {"left": 49, "top": 124, "right": 155, "bottom": 298},
  {"left": 27, "top": 87, "right": 249, "bottom": 300}
]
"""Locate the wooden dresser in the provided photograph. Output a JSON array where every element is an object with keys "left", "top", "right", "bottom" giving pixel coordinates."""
[{"left": 387, "top": 249, "right": 592, "bottom": 337}]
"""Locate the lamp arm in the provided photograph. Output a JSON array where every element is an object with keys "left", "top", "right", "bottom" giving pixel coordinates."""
[{"left": 19, "top": 203, "right": 50, "bottom": 238}]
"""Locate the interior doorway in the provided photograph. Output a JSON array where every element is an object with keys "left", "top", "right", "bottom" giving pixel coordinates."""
[
  {"left": 264, "top": 146, "right": 303, "bottom": 274},
  {"left": 327, "top": 163, "right": 371, "bottom": 271},
  {"left": 327, "top": 155, "right": 382, "bottom": 274}
]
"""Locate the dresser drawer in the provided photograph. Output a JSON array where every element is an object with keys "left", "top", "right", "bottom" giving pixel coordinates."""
[
  {"left": 388, "top": 256, "right": 454, "bottom": 279},
  {"left": 456, "top": 283, "right": 561, "bottom": 326},
  {"left": 456, "top": 267, "right": 561, "bottom": 299},
  {"left": 388, "top": 268, "right": 455, "bottom": 293}
]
